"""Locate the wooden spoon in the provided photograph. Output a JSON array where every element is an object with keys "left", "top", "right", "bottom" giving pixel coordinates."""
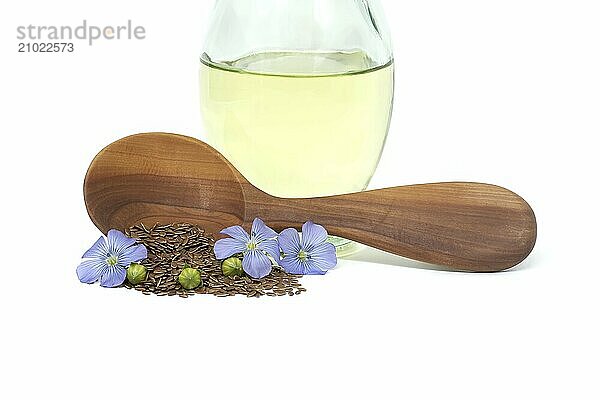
[{"left": 84, "top": 132, "right": 536, "bottom": 272}]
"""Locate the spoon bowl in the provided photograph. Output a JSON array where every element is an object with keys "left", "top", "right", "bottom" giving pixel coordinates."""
[{"left": 85, "top": 133, "right": 247, "bottom": 234}]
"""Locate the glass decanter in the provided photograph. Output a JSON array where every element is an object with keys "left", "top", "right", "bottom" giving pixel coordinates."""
[{"left": 200, "top": 0, "right": 394, "bottom": 256}]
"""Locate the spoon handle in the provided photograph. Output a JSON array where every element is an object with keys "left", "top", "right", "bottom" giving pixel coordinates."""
[{"left": 246, "top": 182, "right": 536, "bottom": 271}]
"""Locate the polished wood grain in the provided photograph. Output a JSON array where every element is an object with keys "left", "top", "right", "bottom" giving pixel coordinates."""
[{"left": 84, "top": 133, "right": 537, "bottom": 271}]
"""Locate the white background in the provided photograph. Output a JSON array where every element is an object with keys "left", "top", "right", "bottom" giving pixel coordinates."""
[{"left": 1, "top": 0, "right": 599, "bottom": 398}]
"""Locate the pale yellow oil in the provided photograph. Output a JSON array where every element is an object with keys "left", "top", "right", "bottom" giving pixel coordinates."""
[
  {"left": 200, "top": 51, "right": 394, "bottom": 199},
  {"left": 200, "top": 51, "right": 394, "bottom": 256}
]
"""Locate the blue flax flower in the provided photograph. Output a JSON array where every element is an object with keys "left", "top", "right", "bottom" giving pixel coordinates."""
[
  {"left": 278, "top": 221, "right": 337, "bottom": 275},
  {"left": 214, "top": 218, "right": 280, "bottom": 279},
  {"left": 77, "top": 229, "right": 147, "bottom": 288}
]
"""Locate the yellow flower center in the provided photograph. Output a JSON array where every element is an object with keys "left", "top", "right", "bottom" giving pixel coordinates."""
[
  {"left": 106, "top": 256, "right": 118, "bottom": 266},
  {"left": 298, "top": 250, "right": 308, "bottom": 261}
]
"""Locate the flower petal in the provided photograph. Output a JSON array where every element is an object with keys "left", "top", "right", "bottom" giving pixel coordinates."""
[
  {"left": 280, "top": 257, "right": 327, "bottom": 275},
  {"left": 82, "top": 235, "right": 108, "bottom": 259},
  {"left": 300, "top": 261, "right": 328, "bottom": 275},
  {"left": 280, "top": 256, "right": 305, "bottom": 275},
  {"left": 220, "top": 225, "right": 250, "bottom": 242},
  {"left": 251, "top": 218, "right": 277, "bottom": 242},
  {"left": 308, "top": 242, "right": 337, "bottom": 271},
  {"left": 77, "top": 259, "right": 107, "bottom": 284},
  {"left": 117, "top": 244, "right": 148, "bottom": 267},
  {"left": 301, "top": 221, "right": 328, "bottom": 251},
  {"left": 107, "top": 229, "right": 137, "bottom": 254},
  {"left": 214, "top": 238, "right": 247, "bottom": 260},
  {"left": 257, "top": 239, "right": 281, "bottom": 262},
  {"left": 277, "top": 228, "right": 302, "bottom": 257},
  {"left": 99, "top": 265, "right": 127, "bottom": 288},
  {"left": 242, "top": 250, "right": 272, "bottom": 279}
]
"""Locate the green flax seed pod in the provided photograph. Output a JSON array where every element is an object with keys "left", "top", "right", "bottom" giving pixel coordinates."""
[
  {"left": 222, "top": 257, "right": 243, "bottom": 277},
  {"left": 179, "top": 267, "right": 202, "bottom": 290},
  {"left": 127, "top": 263, "right": 147, "bottom": 285}
]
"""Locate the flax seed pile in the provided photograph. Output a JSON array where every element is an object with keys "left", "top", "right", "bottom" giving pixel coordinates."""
[{"left": 123, "top": 223, "right": 306, "bottom": 298}]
